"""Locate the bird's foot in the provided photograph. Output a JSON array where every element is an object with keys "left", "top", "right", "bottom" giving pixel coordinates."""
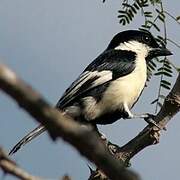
[
  {"left": 122, "top": 110, "right": 134, "bottom": 119},
  {"left": 144, "top": 113, "right": 166, "bottom": 131}
]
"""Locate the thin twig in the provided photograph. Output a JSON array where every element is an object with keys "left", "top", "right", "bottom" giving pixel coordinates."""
[
  {"left": 0, "top": 147, "right": 42, "bottom": 180},
  {"left": 164, "top": 11, "right": 180, "bottom": 25},
  {"left": 167, "top": 38, "right": 180, "bottom": 49},
  {"left": 155, "top": 1, "right": 168, "bottom": 113}
]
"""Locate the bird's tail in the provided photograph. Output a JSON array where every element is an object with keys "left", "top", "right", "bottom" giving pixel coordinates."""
[{"left": 9, "top": 125, "right": 46, "bottom": 155}]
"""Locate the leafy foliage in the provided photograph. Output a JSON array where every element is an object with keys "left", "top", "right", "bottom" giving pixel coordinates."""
[
  {"left": 118, "top": 0, "right": 149, "bottom": 25},
  {"left": 105, "top": 0, "right": 180, "bottom": 111}
]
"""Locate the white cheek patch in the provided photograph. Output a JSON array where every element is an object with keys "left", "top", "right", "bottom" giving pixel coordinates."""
[{"left": 115, "top": 40, "right": 151, "bottom": 58}]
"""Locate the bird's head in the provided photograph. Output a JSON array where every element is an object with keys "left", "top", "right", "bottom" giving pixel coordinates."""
[{"left": 107, "top": 30, "right": 172, "bottom": 61}]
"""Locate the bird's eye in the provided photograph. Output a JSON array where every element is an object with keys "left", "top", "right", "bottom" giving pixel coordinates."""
[{"left": 142, "top": 35, "right": 151, "bottom": 43}]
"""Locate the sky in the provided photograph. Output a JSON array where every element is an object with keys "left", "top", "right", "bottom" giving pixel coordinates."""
[{"left": 0, "top": 0, "right": 180, "bottom": 180}]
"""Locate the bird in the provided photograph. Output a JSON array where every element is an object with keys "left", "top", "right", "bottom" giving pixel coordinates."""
[{"left": 9, "top": 30, "right": 172, "bottom": 155}]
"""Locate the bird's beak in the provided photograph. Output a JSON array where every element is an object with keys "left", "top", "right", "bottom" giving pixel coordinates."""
[
  {"left": 154, "top": 47, "right": 172, "bottom": 56},
  {"left": 152, "top": 47, "right": 173, "bottom": 57},
  {"left": 147, "top": 47, "right": 173, "bottom": 60}
]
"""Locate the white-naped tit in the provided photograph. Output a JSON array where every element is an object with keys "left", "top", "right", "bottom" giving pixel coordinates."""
[{"left": 9, "top": 30, "right": 172, "bottom": 155}]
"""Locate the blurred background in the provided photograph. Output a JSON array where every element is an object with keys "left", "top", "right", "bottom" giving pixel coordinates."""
[{"left": 0, "top": 0, "right": 179, "bottom": 179}]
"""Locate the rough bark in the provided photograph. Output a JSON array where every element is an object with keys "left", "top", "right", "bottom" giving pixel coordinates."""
[{"left": 0, "top": 64, "right": 179, "bottom": 180}]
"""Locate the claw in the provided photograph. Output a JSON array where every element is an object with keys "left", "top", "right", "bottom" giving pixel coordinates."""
[{"left": 144, "top": 114, "right": 166, "bottom": 130}]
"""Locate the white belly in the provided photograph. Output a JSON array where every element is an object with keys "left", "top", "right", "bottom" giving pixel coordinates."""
[
  {"left": 80, "top": 55, "right": 147, "bottom": 120},
  {"left": 98, "top": 56, "right": 147, "bottom": 113}
]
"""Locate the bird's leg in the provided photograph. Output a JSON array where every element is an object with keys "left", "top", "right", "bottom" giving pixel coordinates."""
[
  {"left": 143, "top": 113, "right": 166, "bottom": 130},
  {"left": 123, "top": 103, "right": 134, "bottom": 119},
  {"left": 123, "top": 104, "right": 165, "bottom": 130}
]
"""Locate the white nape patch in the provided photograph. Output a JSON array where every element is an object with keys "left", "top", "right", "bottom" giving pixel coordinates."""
[{"left": 115, "top": 40, "right": 151, "bottom": 58}]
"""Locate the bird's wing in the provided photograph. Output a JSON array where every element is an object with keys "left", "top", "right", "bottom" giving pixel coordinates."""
[
  {"left": 57, "top": 50, "right": 136, "bottom": 108},
  {"left": 9, "top": 50, "right": 136, "bottom": 155}
]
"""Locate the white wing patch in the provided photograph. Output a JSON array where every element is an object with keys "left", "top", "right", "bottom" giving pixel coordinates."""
[
  {"left": 92, "top": 70, "right": 112, "bottom": 86},
  {"left": 58, "top": 70, "right": 112, "bottom": 107}
]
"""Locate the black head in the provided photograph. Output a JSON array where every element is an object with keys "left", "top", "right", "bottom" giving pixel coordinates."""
[{"left": 107, "top": 30, "right": 172, "bottom": 60}]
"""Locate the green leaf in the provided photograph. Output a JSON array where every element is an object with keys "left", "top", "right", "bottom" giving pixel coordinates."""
[
  {"left": 149, "top": 0, "right": 161, "bottom": 5},
  {"left": 162, "top": 71, "right": 173, "bottom": 77},
  {"left": 118, "top": 14, "right": 126, "bottom": 19},
  {"left": 118, "top": 10, "right": 127, "bottom": 14},
  {"left": 141, "top": 24, "right": 151, "bottom": 29},
  {"left": 122, "top": 3, "right": 132, "bottom": 8},
  {"left": 144, "top": 11, "right": 153, "bottom": 18},
  {"left": 149, "top": 60, "right": 157, "bottom": 68},
  {"left": 148, "top": 63, "right": 156, "bottom": 70},
  {"left": 155, "top": 8, "right": 165, "bottom": 17},
  {"left": 158, "top": 67, "right": 173, "bottom": 73},
  {"left": 147, "top": 20, "right": 160, "bottom": 31},
  {"left": 154, "top": 71, "right": 173, "bottom": 77},
  {"left": 139, "top": 27, "right": 149, "bottom": 31},
  {"left": 160, "top": 83, "right": 171, "bottom": 90},
  {"left": 124, "top": 15, "right": 130, "bottom": 24},
  {"left": 158, "top": 14, "right": 165, "bottom": 22},
  {"left": 156, "top": 37, "right": 165, "bottom": 45},
  {"left": 119, "top": 19, "right": 126, "bottom": 25},
  {"left": 131, "top": 4, "right": 137, "bottom": 14},
  {"left": 159, "top": 59, "right": 170, "bottom": 64},
  {"left": 164, "top": 63, "right": 172, "bottom": 69},
  {"left": 155, "top": 9, "right": 165, "bottom": 22},
  {"left": 163, "top": 67, "right": 173, "bottom": 74},
  {"left": 157, "top": 35, "right": 165, "bottom": 41},
  {"left": 144, "top": 11, "right": 152, "bottom": 15},
  {"left": 127, "top": 9, "right": 134, "bottom": 20},
  {"left": 140, "top": 0, "right": 149, "bottom": 7},
  {"left": 134, "top": 1, "right": 140, "bottom": 10},
  {"left": 161, "top": 80, "right": 171, "bottom": 86},
  {"left": 155, "top": 8, "right": 161, "bottom": 14}
]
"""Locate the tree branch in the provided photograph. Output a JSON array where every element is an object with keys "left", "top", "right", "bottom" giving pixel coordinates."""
[
  {"left": 0, "top": 64, "right": 179, "bottom": 180},
  {"left": 113, "top": 72, "right": 180, "bottom": 163},
  {"left": 90, "top": 73, "right": 180, "bottom": 179},
  {"left": 0, "top": 64, "right": 136, "bottom": 180},
  {"left": 0, "top": 147, "right": 42, "bottom": 180}
]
